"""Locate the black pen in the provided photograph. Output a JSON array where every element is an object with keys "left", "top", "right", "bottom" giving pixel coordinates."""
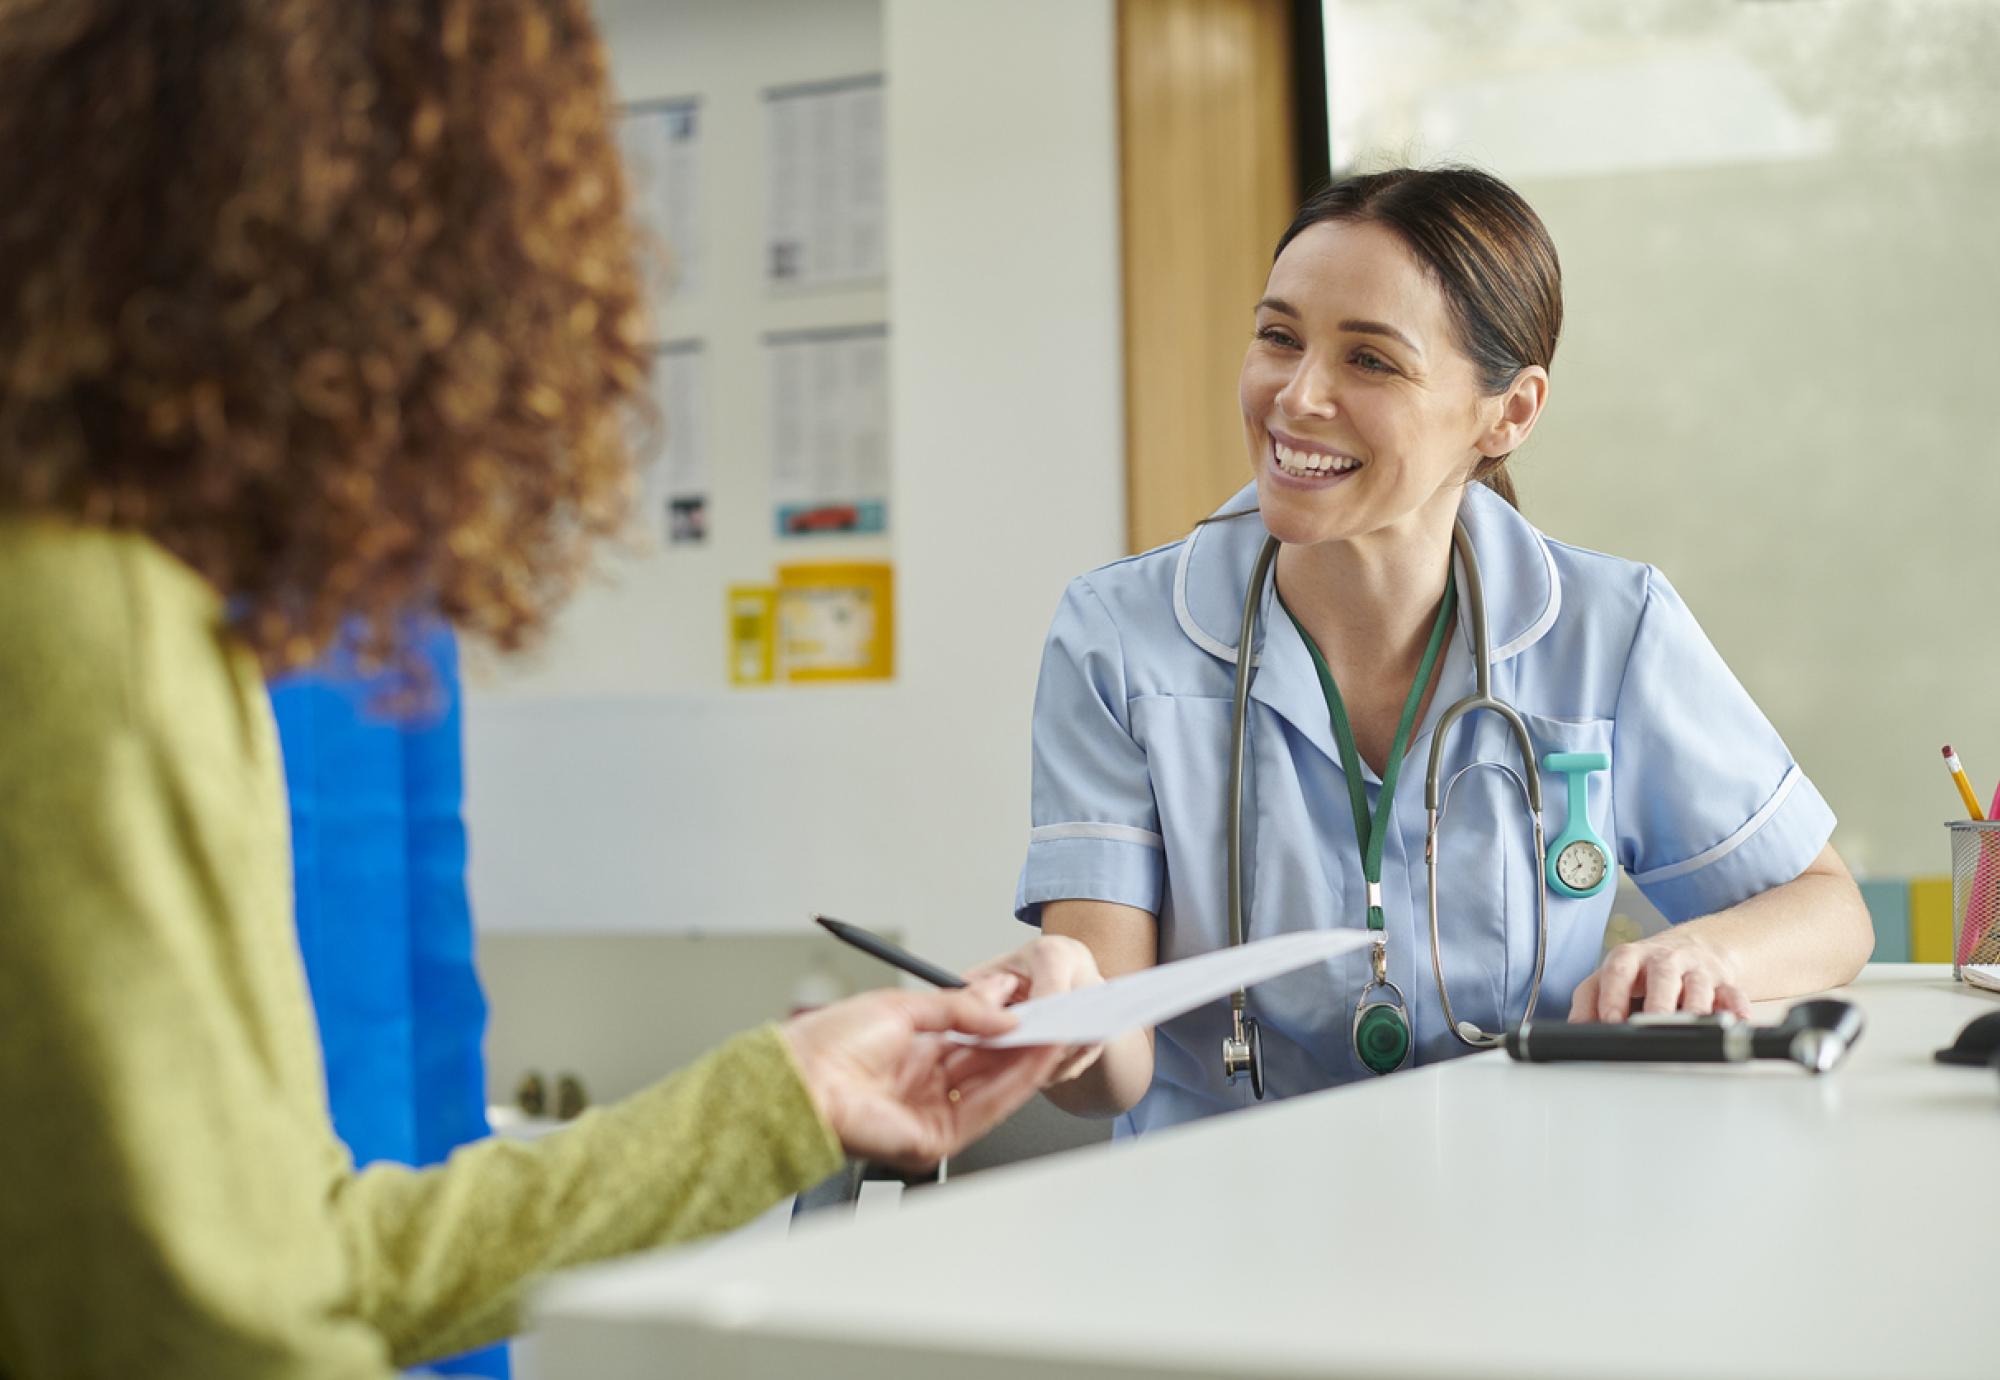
[{"left": 813, "top": 914, "right": 967, "bottom": 989}]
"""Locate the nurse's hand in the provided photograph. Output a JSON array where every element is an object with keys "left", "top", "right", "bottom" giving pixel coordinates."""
[
  {"left": 960, "top": 935, "right": 1107, "bottom": 1082},
  {"left": 781, "top": 978, "right": 1069, "bottom": 1170},
  {"left": 1569, "top": 930, "right": 1751, "bottom": 1023}
]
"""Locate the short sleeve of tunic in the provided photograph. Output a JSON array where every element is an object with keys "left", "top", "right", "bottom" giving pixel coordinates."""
[
  {"left": 1614, "top": 568, "right": 1836, "bottom": 923},
  {"left": 1014, "top": 577, "right": 1167, "bottom": 924}
]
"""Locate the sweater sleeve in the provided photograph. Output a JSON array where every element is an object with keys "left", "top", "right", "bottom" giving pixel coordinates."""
[
  {"left": 0, "top": 726, "right": 403, "bottom": 1378},
  {"left": 0, "top": 526, "right": 844, "bottom": 1378},
  {"left": 0, "top": 713, "right": 842, "bottom": 1376},
  {"left": 331, "top": 1025, "right": 841, "bottom": 1365}
]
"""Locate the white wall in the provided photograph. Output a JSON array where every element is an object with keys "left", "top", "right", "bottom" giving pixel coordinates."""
[
  {"left": 1524, "top": 152, "right": 2000, "bottom": 882},
  {"left": 486, "top": 0, "right": 891, "bottom": 697},
  {"left": 463, "top": 0, "right": 1124, "bottom": 968},
  {"left": 1325, "top": 0, "right": 2000, "bottom": 880}
]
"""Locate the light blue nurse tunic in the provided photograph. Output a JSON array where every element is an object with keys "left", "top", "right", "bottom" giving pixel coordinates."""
[{"left": 1015, "top": 481, "right": 1836, "bottom": 1137}]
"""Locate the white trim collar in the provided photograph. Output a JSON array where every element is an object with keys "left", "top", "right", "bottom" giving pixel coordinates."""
[{"left": 1171, "top": 482, "right": 1562, "bottom": 669}]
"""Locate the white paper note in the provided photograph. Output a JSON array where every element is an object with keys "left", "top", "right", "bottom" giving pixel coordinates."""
[
  {"left": 765, "top": 77, "right": 885, "bottom": 287},
  {"left": 618, "top": 100, "right": 702, "bottom": 319},
  {"left": 630, "top": 341, "right": 709, "bottom": 545},
  {"left": 766, "top": 325, "right": 889, "bottom": 536},
  {"left": 960, "top": 930, "right": 1374, "bottom": 1048}
]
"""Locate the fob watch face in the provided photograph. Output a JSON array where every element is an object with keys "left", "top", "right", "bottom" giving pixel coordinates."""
[{"left": 1555, "top": 838, "right": 1608, "bottom": 892}]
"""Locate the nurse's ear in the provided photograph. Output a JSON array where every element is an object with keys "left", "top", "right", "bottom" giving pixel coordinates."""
[{"left": 1475, "top": 364, "right": 1549, "bottom": 461}]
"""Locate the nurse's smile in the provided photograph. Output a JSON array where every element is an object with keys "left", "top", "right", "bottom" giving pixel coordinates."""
[{"left": 1267, "top": 430, "right": 1363, "bottom": 487}]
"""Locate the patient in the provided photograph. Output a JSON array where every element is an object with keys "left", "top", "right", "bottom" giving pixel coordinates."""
[{"left": 0, "top": 3, "right": 1093, "bottom": 1376}]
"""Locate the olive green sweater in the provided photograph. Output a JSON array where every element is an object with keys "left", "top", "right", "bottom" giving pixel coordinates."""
[{"left": 0, "top": 516, "right": 843, "bottom": 1378}]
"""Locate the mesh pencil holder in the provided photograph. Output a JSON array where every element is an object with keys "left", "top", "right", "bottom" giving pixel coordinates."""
[{"left": 1947, "top": 820, "right": 2000, "bottom": 977}]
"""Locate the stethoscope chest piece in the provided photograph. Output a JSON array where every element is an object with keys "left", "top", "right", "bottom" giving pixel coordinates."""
[{"left": 1222, "top": 1008, "right": 1265, "bottom": 1099}]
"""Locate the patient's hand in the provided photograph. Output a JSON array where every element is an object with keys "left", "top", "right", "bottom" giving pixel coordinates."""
[{"left": 781, "top": 977, "right": 1067, "bottom": 1170}]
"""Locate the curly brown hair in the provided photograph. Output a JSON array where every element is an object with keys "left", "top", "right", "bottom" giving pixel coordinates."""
[{"left": 0, "top": 0, "right": 647, "bottom": 671}]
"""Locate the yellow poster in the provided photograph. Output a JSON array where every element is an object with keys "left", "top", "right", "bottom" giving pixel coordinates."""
[
  {"left": 726, "top": 585, "right": 777, "bottom": 686},
  {"left": 776, "top": 562, "right": 894, "bottom": 682}
]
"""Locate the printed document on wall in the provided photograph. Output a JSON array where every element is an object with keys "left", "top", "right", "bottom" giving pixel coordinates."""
[
  {"left": 619, "top": 99, "right": 702, "bottom": 329},
  {"left": 765, "top": 76, "right": 886, "bottom": 288},
  {"left": 767, "top": 326, "right": 888, "bottom": 537},
  {"left": 631, "top": 342, "right": 709, "bottom": 546}
]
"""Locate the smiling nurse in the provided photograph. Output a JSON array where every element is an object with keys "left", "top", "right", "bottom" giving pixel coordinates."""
[{"left": 1009, "top": 167, "right": 1874, "bottom": 1134}]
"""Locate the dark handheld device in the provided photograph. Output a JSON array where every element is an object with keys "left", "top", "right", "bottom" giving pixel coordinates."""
[
  {"left": 1933, "top": 1009, "right": 2000, "bottom": 1073},
  {"left": 1505, "top": 998, "right": 1865, "bottom": 1074},
  {"left": 813, "top": 914, "right": 967, "bottom": 989}
]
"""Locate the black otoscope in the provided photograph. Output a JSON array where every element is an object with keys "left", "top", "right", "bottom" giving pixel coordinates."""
[{"left": 1505, "top": 999, "right": 1866, "bottom": 1074}]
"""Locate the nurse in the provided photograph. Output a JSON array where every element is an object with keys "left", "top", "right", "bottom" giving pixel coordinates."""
[{"left": 1011, "top": 167, "right": 1873, "bottom": 1135}]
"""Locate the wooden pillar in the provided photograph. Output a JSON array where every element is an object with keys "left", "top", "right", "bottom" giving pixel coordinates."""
[{"left": 1119, "top": 0, "right": 1299, "bottom": 553}]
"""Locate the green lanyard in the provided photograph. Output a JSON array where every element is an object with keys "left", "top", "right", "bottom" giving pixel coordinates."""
[{"left": 1282, "top": 571, "right": 1456, "bottom": 931}]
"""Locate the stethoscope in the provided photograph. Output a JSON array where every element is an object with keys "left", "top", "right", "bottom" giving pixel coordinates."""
[{"left": 1220, "top": 517, "right": 1612, "bottom": 1096}]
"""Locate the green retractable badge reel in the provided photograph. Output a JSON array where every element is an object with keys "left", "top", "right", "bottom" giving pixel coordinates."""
[
  {"left": 1353, "top": 984, "right": 1412, "bottom": 1072},
  {"left": 1542, "top": 751, "right": 1611, "bottom": 898},
  {"left": 1352, "top": 925, "right": 1411, "bottom": 1075}
]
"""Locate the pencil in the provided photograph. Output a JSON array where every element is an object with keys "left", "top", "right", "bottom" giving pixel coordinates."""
[{"left": 1942, "top": 746, "right": 1986, "bottom": 821}]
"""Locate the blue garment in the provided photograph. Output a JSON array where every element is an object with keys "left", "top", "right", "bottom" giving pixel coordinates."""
[
  {"left": 1017, "top": 482, "right": 1835, "bottom": 1135},
  {"left": 272, "top": 627, "right": 506, "bottom": 1378}
]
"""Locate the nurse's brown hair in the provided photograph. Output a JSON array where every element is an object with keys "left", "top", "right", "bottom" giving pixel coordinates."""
[
  {"left": 1276, "top": 167, "right": 1564, "bottom": 510},
  {"left": 0, "top": 0, "right": 646, "bottom": 672}
]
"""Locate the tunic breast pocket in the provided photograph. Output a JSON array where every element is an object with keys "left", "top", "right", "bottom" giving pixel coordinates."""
[
  {"left": 1425, "top": 710, "right": 1531, "bottom": 1041},
  {"left": 1427, "top": 710, "right": 1618, "bottom": 1037},
  {"left": 1514, "top": 712, "right": 1620, "bottom": 1018}
]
